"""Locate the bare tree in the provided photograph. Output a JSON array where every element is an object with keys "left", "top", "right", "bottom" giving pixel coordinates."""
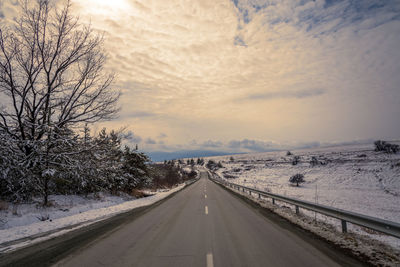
[
  {"left": 0, "top": 0, "right": 119, "bottom": 145},
  {"left": 0, "top": 0, "right": 120, "bottom": 205}
]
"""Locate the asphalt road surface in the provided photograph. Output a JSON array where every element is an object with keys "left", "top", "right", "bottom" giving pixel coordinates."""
[{"left": 52, "top": 171, "right": 362, "bottom": 267}]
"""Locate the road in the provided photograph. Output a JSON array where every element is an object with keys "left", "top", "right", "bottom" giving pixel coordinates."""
[{"left": 53, "top": 171, "right": 362, "bottom": 267}]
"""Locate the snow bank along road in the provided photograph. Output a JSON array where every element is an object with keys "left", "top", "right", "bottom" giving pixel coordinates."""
[{"left": 2, "top": 172, "right": 363, "bottom": 267}]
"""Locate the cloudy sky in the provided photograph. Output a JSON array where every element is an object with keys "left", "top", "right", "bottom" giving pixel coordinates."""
[{"left": 1, "top": 0, "right": 400, "bottom": 158}]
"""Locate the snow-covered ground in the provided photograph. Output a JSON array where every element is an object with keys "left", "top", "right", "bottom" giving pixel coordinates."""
[
  {"left": 0, "top": 184, "right": 186, "bottom": 252},
  {"left": 208, "top": 143, "right": 400, "bottom": 249}
]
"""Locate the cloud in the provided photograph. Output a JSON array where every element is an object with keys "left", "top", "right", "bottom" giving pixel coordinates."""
[
  {"left": 145, "top": 138, "right": 157, "bottom": 145},
  {"left": 201, "top": 140, "right": 223, "bottom": 148},
  {"left": 120, "top": 111, "right": 158, "bottom": 118},
  {"left": 123, "top": 130, "right": 142, "bottom": 144},
  {"left": 234, "top": 35, "right": 247, "bottom": 47},
  {"left": 244, "top": 88, "right": 325, "bottom": 101},
  {"left": 157, "top": 133, "right": 167, "bottom": 139},
  {"left": 228, "top": 139, "right": 277, "bottom": 152},
  {"left": 2, "top": 0, "right": 398, "bottom": 148}
]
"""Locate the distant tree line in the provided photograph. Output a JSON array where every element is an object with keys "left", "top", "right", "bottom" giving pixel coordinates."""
[{"left": 166, "top": 158, "right": 206, "bottom": 166}]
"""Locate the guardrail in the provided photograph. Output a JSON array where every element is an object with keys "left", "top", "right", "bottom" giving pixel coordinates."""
[{"left": 209, "top": 175, "right": 400, "bottom": 239}]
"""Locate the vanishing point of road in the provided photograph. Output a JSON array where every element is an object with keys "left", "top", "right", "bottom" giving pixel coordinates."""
[{"left": 50, "top": 171, "right": 362, "bottom": 267}]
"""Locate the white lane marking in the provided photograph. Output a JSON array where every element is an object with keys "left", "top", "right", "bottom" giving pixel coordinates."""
[
  {"left": 205, "top": 206, "right": 208, "bottom": 215},
  {"left": 205, "top": 194, "right": 207, "bottom": 199},
  {"left": 206, "top": 253, "right": 214, "bottom": 267}
]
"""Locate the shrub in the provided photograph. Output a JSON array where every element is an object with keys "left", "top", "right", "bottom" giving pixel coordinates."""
[
  {"left": 150, "top": 164, "right": 191, "bottom": 188},
  {"left": 310, "top": 156, "right": 319, "bottom": 167},
  {"left": 286, "top": 151, "right": 292, "bottom": 156},
  {"left": 374, "top": 140, "right": 399, "bottom": 154},
  {"left": 197, "top": 158, "right": 205, "bottom": 165},
  {"left": 292, "top": 156, "right": 300, "bottom": 165},
  {"left": 188, "top": 170, "right": 197, "bottom": 178},
  {"left": 289, "top": 173, "right": 305, "bottom": 187},
  {"left": 206, "top": 160, "right": 217, "bottom": 169},
  {"left": 206, "top": 160, "right": 223, "bottom": 170}
]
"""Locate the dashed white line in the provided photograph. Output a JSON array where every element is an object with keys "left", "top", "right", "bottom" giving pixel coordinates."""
[
  {"left": 206, "top": 253, "right": 214, "bottom": 267},
  {"left": 205, "top": 206, "right": 208, "bottom": 215},
  {"left": 205, "top": 194, "right": 207, "bottom": 199}
]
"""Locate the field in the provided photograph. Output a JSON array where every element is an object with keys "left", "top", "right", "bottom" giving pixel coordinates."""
[{"left": 207, "top": 143, "right": 400, "bottom": 248}]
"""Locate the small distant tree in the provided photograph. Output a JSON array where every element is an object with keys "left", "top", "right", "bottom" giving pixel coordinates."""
[
  {"left": 374, "top": 140, "right": 399, "bottom": 154},
  {"left": 289, "top": 173, "right": 305, "bottom": 187},
  {"left": 206, "top": 160, "right": 216, "bottom": 169},
  {"left": 310, "top": 156, "right": 319, "bottom": 167},
  {"left": 196, "top": 158, "right": 204, "bottom": 165},
  {"left": 286, "top": 151, "right": 292, "bottom": 156},
  {"left": 292, "top": 156, "right": 300, "bottom": 165},
  {"left": 229, "top": 156, "right": 235, "bottom": 162}
]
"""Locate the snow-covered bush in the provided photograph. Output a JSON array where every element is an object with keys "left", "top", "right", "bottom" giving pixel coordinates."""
[
  {"left": 310, "top": 156, "right": 319, "bottom": 167},
  {"left": 374, "top": 140, "right": 399, "bottom": 154},
  {"left": 0, "top": 131, "right": 35, "bottom": 202},
  {"left": 206, "top": 160, "right": 223, "bottom": 170},
  {"left": 292, "top": 156, "right": 300, "bottom": 165}
]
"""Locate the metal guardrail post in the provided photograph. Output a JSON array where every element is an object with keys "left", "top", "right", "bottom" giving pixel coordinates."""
[
  {"left": 258, "top": 193, "right": 261, "bottom": 199},
  {"left": 342, "top": 220, "right": 347, "bottom": 233},
  {"left": 295, "top": 206, "right": 299, "bottom": 214},
  {"left": 272, "top": 198, "right": 275, "bottom": 204}
]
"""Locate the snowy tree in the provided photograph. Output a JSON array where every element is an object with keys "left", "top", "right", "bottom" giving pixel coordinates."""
[
  {"left": 0, "top": 130, "right": 31, "bottom": 202},
  {"left": 122, "top": 146, "right": 151, "bottom": 190},
  {"left": 94, "top": 128, "right": 124, "bottom": 193},
  {"left": 0, "top": 0, "right": 120, "bottom": 203},
  {"left": 289, "top": 173, "right": 305, "bottom": 187},
  {"left": 0, "top": 0, "right": 119, "bottom": 143}
]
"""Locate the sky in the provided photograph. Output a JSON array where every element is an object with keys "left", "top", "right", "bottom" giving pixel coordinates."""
[{"left": 1, "top": 0, "right": 400, "bottom": 160}]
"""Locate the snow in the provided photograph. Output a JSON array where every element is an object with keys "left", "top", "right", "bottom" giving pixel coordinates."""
[
  {"left": 207, "top": 143, "right": 400, "bottom": 249},
  {"left": 219, "top": 182, "right": 400, "bottom": 266},
  {"left": 0, "top": 184, "right": 185, "bottom": 252}
]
